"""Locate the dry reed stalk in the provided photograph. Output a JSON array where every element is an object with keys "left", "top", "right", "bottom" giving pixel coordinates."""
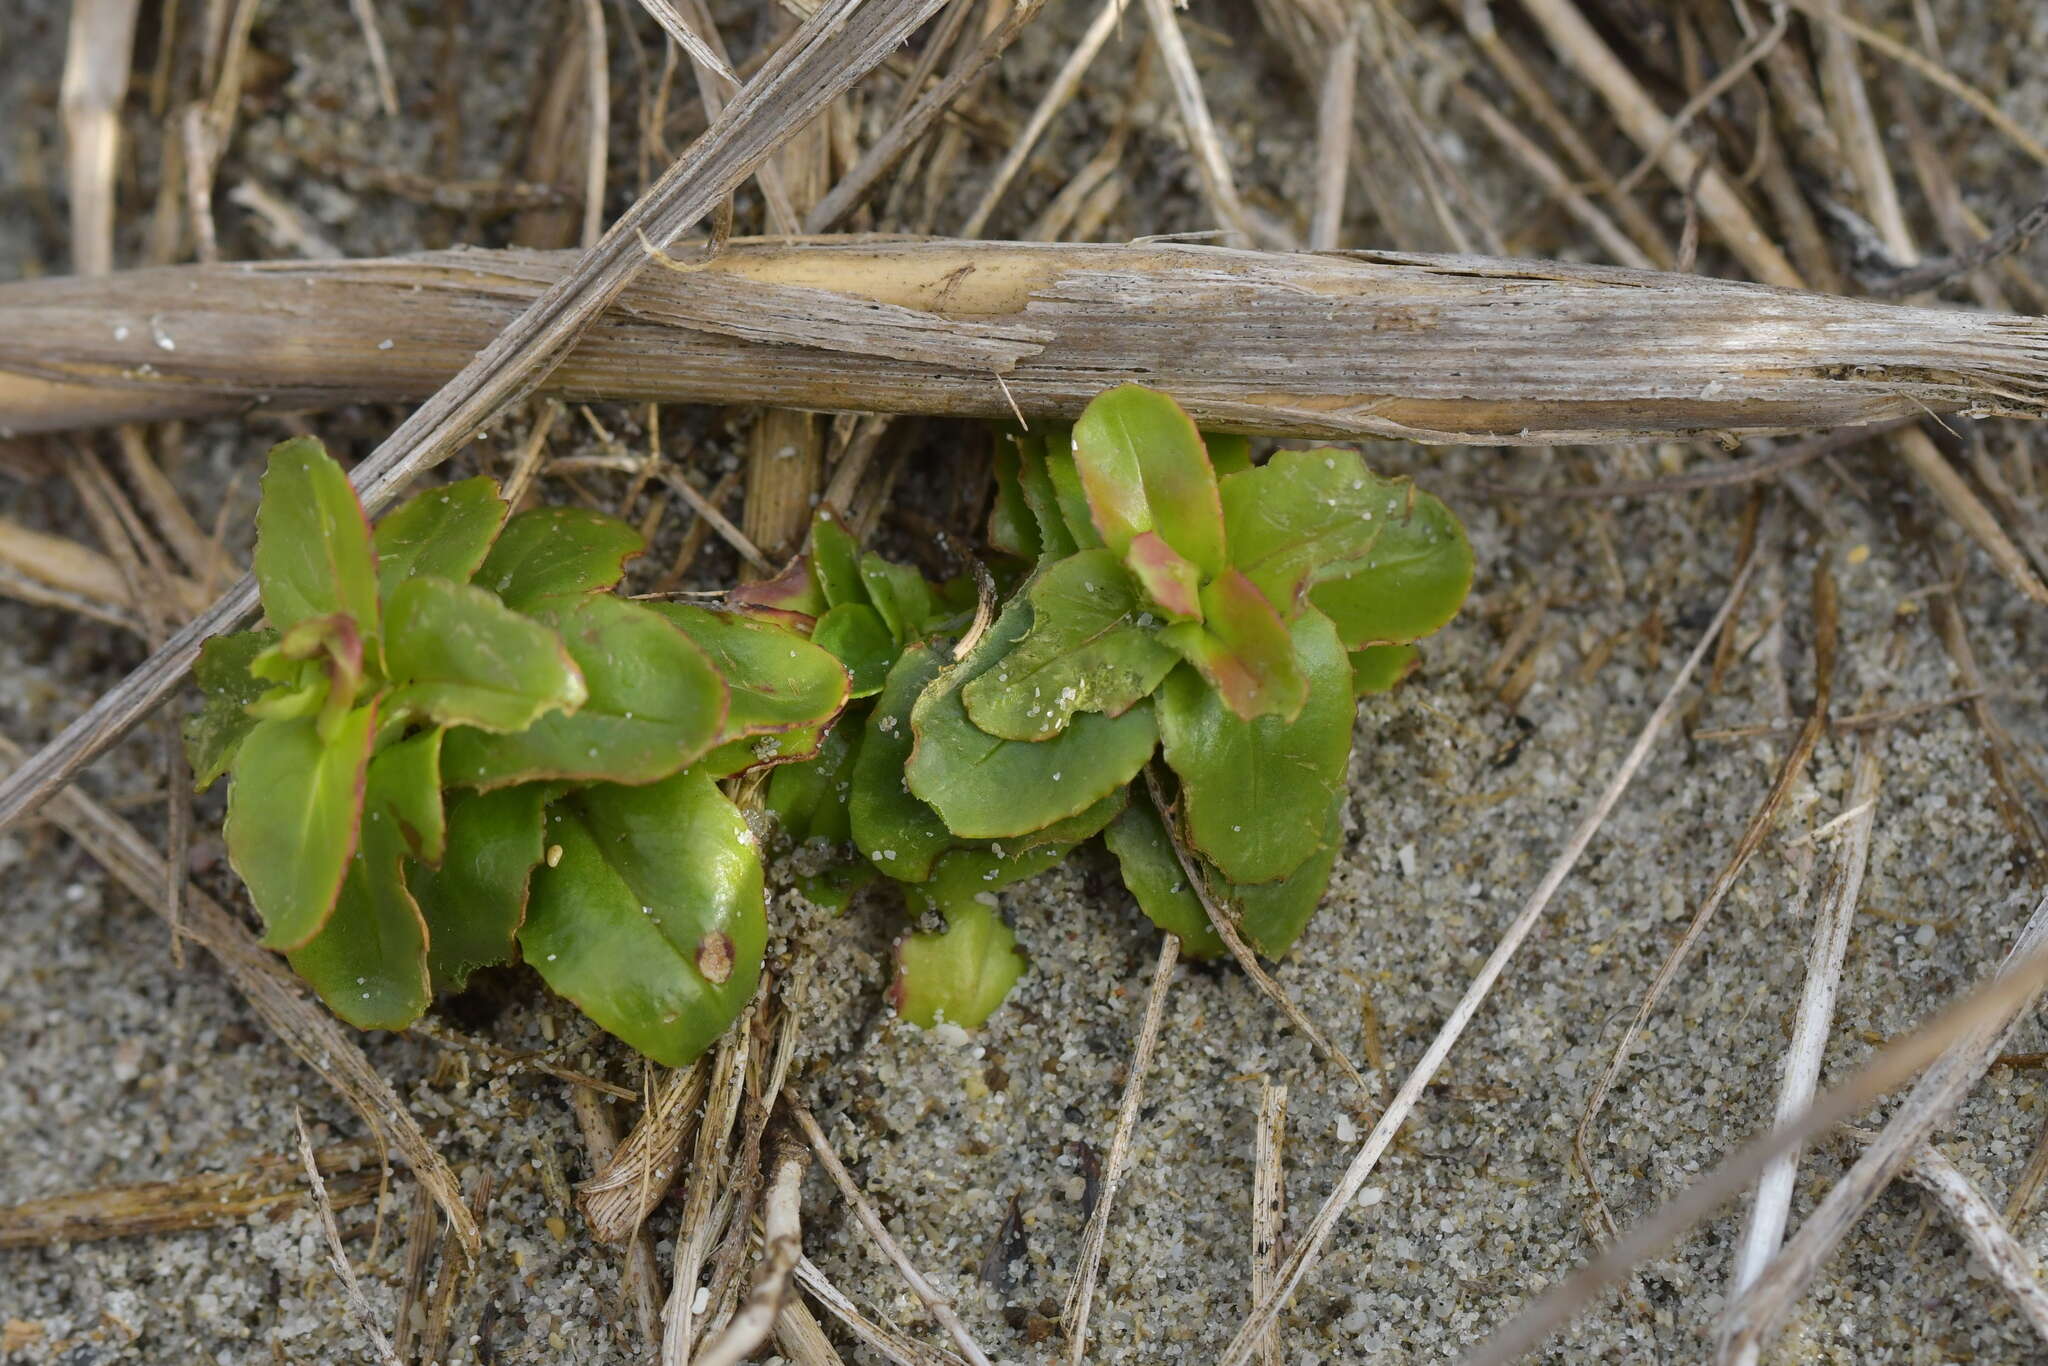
[
  {"left": 345, "top": 0, "right": 399, "bottom": 119},
  {"left": 1780, "top": 0, "right": 2048, "bottom": 170},
  {"left": 1729, "top": 746, "right": 1882, "bottom": 1298},
  {"left": 8, "top": 240, "right": 2043, "bottom": 445},
  {"left": 661, "top": 1035, "right": 745, "bottom": 1362},
  {"left": 113, "top": 425, "right": 216, "bottom": 580},
  {"left": 793, "top": 1255, "right": 969, "bottom": 1366},
  {"left": 1452, "top": 0, "right": 1675, "bottom": 269},
  {"left": 569, "top": 1084, "right": 664, "bottom": 1347},
  {"left": 60, "top": 0, "right": 142, "bottom": 277},
  {"left": 1453, "top": 81, "right": 1655, "bottom": 271},
  {"left": 1814, "top": 0, "right": 1914, "bottom": 260},
  {"left": 773, "top": 1295, "right": 848, "bottom": 1366},
  {"left": 1893, "top": 426, "right": 2048, "bottom": 605},
  {"left": 1140, "top": 0, "right": 1258, "bottom": 246},
  {"left": 957, "top": 0, "right": 1125, "bottom": 238},
  {"left": 1251, "top": 1080, "right": 1288, "bottom": 1366},
  {"left": 693, "top": 1132, "right": 810, "bottom": 1366},
  {"left": 1307, "top": 19, "right": 1357, "bottom": 253},
  {"left": 419, "top": 1171, "right": 493, "bottom": 1366},
  {"left": 0, "top": 516, "right": 203, "bottom": 629},
  {"left": 0, "top": 1139, "right": 383, "bottom": 1248},
  {"left": 577, "top": 0, "right": 611, "bottom": 249},
  {"left": 391, "top": 1184, "right": 439, "bottom": 1364},
  {"left": 1514, "top": 0, "right": 1801, "bottom": 286},
  {"left": 635, "top": 0, "right": 739, "bottom": 87},
  {"left": 802, "top": 0, "right": 1053, "bottom": 233}
]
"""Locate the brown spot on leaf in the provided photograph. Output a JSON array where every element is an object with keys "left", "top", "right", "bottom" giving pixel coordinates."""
[{"left": 695, "top": 932, "right": 735, "bottom": 985}]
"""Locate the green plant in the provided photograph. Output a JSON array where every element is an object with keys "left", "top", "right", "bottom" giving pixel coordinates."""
[
  {"left": 763, "top": 384, "right": 1473, "bottom": 1027},
  {"left": 194, "top": 385, "right": 1471, "bottom": 1063},
  {"left": 189, "top": 439, "right": 847, "bottom": 1065}
]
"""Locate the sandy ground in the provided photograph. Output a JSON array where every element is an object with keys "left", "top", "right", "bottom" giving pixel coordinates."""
[{"left": 7, "top": 1, "right": 2048, "bottom": 1363}]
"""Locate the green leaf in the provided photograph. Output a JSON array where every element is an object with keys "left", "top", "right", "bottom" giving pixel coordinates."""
[
  {"left": 186, "top": 628, "right": 278, "bottom": 791},
  {"left": 1227, "top": 789, "right": 1344, "bottom": 959},
  {"left": 766, "top": 719, "right": 862, "bottom": 845},
  {"left": 410, "top": 784, "right": 547, "bottom": 993},
  {"left": 649, "top": 603, "right": 849, "bottom": 739},
  {"left": 1123, "top": 531, "right": 1203, "bottom": 622},
  {"left": 888, "top": 901, "right": 1026, "bottom": 1029},
  {"left": 1221, "top": 449, "right": 1468, "bottom": 630},
  {"left": 1005, "top": 784, "right": 1128, "bottom": 851},
  {"left": 443, "top": 596, "right": 727, "bottom": 789},
  {"left": 1103, "top": 793, "right": 1225, "bottom": 958},
  {"left": 987, "top": 440, "right": 1042, "bottom": 561},
  {"left": 1041, "top": 428, "right": 1104, "bottom": 553},
  {"left": 812, "top": 603, "right": 897, "bottom": 699},
  {"left": 372, "top": 475, "right": 507, "bottom": 598},
  {"left": 1218, "top": 449, "right": 1384, "bottom": 614},
  {"left": 1156, "top": 608, "right": 1352, "bottom": 884},
  {"left": 1205, "top": 432, "right": 1253, "bottom": 477},
  {"left": 906, "top": 590, "right": 1158, "bottom": 840},
  {"left": 861, "top": 554, "right": 937, "bottom": 646},
  {"left": 810, "top": 511, "right": 865, "bottom": 609},
  {"left": 383, "top": 575, "right": 587, "bottom": 733},
  {"left": 850, "top": 646, "right": 956, "bottom": 881},
  {"left": 366, "top": 727, "right": 446, "bottom": 864},
  {"left": 697, "top": 723, "right": 828, "bottom": 779},
  {"left": 225, "top": 703, "right": 378, "bottom": 950},
  {"left": 728, "top": 556, "right": 827, "bottom": 618},
  {"left": 798, "top": 860, "right": 878, "bottom": 913},
  {"left": 251, "top": 614, "right": 367, "bottom": 745},
  {"left": 522, "top": 770, "right": 766, "bottom": 1068},
  {"left": 285, "top": 854, "right": 430, "bottom": 1030},
  {"left": 907, "top": 841, "right": 1074, "bottom": 916},
  {"left": 1071, "top": 384, "right": 1226, "bottom": 577},
  {"left": 960, "top": 550, "right": 1177, "bottom": 742},
  {"left": 1307, "top": 487, "right": 1474, "bottom": 647},
  {"left": 473, "top": 506, "right": 643, "bottom": 612},
  {"left": 905, "top": 785, "right": 1124, "bottom": 913},
  {"left": 1012, "top": 432, "right": 1078, "bottom": 560},
  {"left": 285, "top": 738, "right": 436, "bottom": 1030},
  {"left": 254, "top": 437, "right": 379, "bottom": 638},
  {"left": 1350, "top": 642, "right": 1419, "bottom": 696},
  {"left": 1157, "top": 569, "right": 1308, "bottom": 722}
]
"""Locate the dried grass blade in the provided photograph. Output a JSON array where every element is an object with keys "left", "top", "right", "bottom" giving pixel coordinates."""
[
  {"left": 1459, "top": 891, "right": 2048, "bottom": 1366},
  {"left": 792, "top": 1104, "right": 995, "bottom": 1366},
  {"left": 1573, "top": 546, "right": 1827, "bottom": 1237},
  {"left": 1063, "top": 933, "right": 1178, "bottom": 1364},
  {"left": 1716, "top": 892, "right": 2048, "bottom": 1362},
  {"left": 294, "top": 1110, "right": 402, "bottom": 1366},
  {"left": 1728, "top": 746, "right": 1881, "bottom": 1298}
]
